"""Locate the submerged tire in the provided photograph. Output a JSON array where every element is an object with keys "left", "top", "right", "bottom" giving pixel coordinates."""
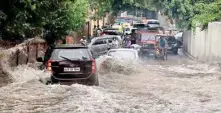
[{"left": 87, "top": 74, "right": 99, "bottom": 86}]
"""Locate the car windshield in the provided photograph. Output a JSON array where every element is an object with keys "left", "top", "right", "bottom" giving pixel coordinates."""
[
  {"left": 103, "top": 32, "right": 120, "bottom": 35},
  {"left": 166, "top": 36, "right": 176, "bottom": 42},
  {"left": 133, "top": 24, "right": 146, "bottom": 29},
  {"left": 148, "top": 24, "right": 160, "bottom": 28},
  {"left": 51, "top": 49, "right": 90, "bottom": 60},
  {"left": 104, "top": 28, "right": 118, "bottom": 31},
  {"left": 141, "top": 34, "right": 156, "bottom": 40},
  {"left": 108, "top": 50, "right": 136, "bottom": 59}
]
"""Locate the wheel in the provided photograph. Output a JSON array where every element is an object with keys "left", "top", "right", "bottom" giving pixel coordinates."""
[
  {"left": 87, "top": 74, "right": 99, "bottom": 86},
  {"left": 51, "top": 76, "right": 59, "bottom": 84},
  {"left": 173, "top": 49, "right": 178, "bottom": 54}
]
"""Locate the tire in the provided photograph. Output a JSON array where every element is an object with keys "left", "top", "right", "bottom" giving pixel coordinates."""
[
  {"left": 173, "top": 49, "right": 178, "bottom": 54},
  {"left": 87, "top": 74, "right": 99, "bottom": 86},
  {"left": 51, "top": 76, "right": 59, "bottom": 84}
]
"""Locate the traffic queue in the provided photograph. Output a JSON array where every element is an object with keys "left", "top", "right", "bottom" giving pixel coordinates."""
[{"left": 36, "top": 16, "right": 183, "bottom": 86}]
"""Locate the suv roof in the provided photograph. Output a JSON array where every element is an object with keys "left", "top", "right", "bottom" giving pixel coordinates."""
[{"left": 55, "top": 44, "right": 88, "bottom": 49}]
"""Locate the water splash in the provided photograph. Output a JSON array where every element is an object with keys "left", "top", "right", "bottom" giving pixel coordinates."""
[{"left": 97, "top": 55, "right": 142, "bottom": 75}]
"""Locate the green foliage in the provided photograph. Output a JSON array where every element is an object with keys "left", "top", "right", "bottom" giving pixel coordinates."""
[
  {"left": 153, "top": 0, "right": 221, "bottom": 30},
  {"left": 0, "top": 0, "right": 89, "bottom": 41},
  {"left": 192, "top": 0, "right": 221, "bottom": 29}
]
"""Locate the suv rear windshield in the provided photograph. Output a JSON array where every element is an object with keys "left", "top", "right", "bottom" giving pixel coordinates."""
[{"left": 51, "top": 49, "right": 91, "bottom": 60}]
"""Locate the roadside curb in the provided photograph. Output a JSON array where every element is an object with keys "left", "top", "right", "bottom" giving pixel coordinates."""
[{"left": 182, "top": 49, "right": 197, "bottom": 61}]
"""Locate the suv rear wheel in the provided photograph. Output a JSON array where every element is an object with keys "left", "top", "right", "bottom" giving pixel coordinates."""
[{"left": 87, "top": 74, "right": 99, "bottom": 86}]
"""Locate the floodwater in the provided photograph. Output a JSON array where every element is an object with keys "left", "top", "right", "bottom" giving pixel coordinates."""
[{"left": 0, "top": 50, "right": 221, "bottom": 113}]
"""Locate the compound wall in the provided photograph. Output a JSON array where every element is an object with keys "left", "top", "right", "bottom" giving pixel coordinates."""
[{"left": 183, "top": 22, "right": 221, "bottom": 62}]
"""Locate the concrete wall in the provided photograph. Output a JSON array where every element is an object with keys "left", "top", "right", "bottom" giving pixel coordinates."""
[{"left": 183, "top": 22, "right": 221, "bottom": 62}]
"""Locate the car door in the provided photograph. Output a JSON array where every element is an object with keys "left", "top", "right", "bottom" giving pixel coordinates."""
[{"left": 91, "top": 38, "right": 107, "bottom": 56}]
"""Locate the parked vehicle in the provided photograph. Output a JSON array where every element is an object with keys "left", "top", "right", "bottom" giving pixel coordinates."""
[
  {"left": 112, "top": 24, "right": 123, "bottom": 33},
  {"left": 101, "top": 28, "right": 122, "bottom": 36},
  {"left": 87, "top": 36, "right": 122, "bottom": 57},
  {"left": 37, "top": 44, "right": 99, "bottom": 86},
  {"left": 147, "top": 19, "right": 160, "bottom": 28},
  {"left": 133, "top": 23, "right": 148, "bottom": 30},
  {"left": 155, "top": 34, "right": 180, "bottom": 54},
  {"left": 136, "top": 31, "right": 159, "bottom": 45},
  {"left": 174, "top": 32, "right": 183, "bottom": 47},
  {"left": 124, "top": 27, "right": 138, "bottom": 35}
]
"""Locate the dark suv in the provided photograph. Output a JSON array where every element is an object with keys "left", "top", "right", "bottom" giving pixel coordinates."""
[{"left": 37, "top": 44, "right": 99, "bottom": 86}]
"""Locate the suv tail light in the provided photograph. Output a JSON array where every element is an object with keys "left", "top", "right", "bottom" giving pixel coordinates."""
[
  {"left": 46, "top": 60, "right": 52, "bottom": 71},
  {"left": 92, "top": 58, "right": 96, "bottom": 74}
]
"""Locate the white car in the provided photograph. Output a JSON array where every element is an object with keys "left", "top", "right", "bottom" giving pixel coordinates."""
[
  {"left": 124, "top": 27, "right": 138, "bottom": 35},
  {"left": 131, "top": 44, "right": 142, "bottom": 51},
  {"left": 107, "top": 48, "right": 139, "bottom": 61},
  {"left": 99, "top": 49, "right": 140, "bottom": 73}
]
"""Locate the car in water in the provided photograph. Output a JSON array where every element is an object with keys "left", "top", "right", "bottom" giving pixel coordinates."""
[
  {"left": 100, "top": 48, "right": 139, "bottom": 71},
  {"left": 133, "top": 23, "right": 148, "bottom": 30},
  {"left": 101, "top": 28, "right": 122, "bottom": 36},
  {"left": 106, "top": 48, "right": 139, "bottom": 61},
  {"left": 155, "top": 34, "right": 180, "bottom": 54},
  {"left": 146, "top": 19, "right": 164, "bottom": 31},
  {"left": 87, "top": 35, "right": 122, "bottom": 58},
  {"left": 136, "top": 31, "right": 159, "bottom": 45},
  {"left": 124, "top": 27, "right": 138, "bottom": 35},
  {"left": 147, "top": 19, "right": 160, "bottom": 27},
  {"left": 37, "top": 44, "right": 99, "bottom": 86}
]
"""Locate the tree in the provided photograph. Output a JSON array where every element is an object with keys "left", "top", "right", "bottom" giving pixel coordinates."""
[
  {"left": 0, "top": 0, "right": 89, "bottom": 41},
  {"left": 151, "top": 0, "right": 221, "bottom": 30}
]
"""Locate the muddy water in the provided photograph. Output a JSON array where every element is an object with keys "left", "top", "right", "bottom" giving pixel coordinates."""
[{"left": 1, "top": 53, "right": 221, "bottom": 113}]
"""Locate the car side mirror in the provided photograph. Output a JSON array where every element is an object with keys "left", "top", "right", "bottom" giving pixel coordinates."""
[{"left": 37, "top": 57, "right": 43, "bottom": 62}]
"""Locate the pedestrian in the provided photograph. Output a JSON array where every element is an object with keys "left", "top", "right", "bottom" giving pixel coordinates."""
[
  {"left": 41, "top": 31, "right": 56, "bottom": 69},
  {"left": 112, "top": 37, "right": 119, "bottom": 48},
  {"left": 93, "top": 25, "right": 97, "bottom": 36},
  {"left": 131, "top": 29, "right": 137, "bottom": 44},
  {"left": 158, "top": 36, "right": 167, "bottom": 56},
  {"left": 125, "top": 37, "right": 131, "bottom": 48}
]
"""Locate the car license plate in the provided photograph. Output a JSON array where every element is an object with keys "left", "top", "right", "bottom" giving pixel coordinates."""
[
  {"left": 64, "top": 67, "right": 80, "bottom": 72},
  {"left": 168, "top": 47, "right": 172, "bottom": 49}
]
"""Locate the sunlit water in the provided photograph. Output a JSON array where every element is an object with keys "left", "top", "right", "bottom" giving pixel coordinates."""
[{"left": 1, "top": 54, "right": 221, "bottom": 113}]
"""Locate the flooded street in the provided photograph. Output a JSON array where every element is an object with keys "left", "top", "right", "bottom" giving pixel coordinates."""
[{"left": 1, "top": 50, "right": 221, "bottom": 113}]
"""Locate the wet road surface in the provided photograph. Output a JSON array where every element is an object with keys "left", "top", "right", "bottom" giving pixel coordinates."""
[{"left": 0, "top": 50, "right": 221, "bottom": 113}]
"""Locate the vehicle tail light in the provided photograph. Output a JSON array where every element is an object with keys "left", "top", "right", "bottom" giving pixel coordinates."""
[
  {"left": 92, "top": 58, "right": 96, "bottom": 74},
  {"left": 46, "top": 60, "right": 52, "bottom": 71}
]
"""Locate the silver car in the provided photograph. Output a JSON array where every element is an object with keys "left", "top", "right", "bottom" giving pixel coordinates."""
[{"left": 88, "top": 35, "right": 122, "bottom": 57}]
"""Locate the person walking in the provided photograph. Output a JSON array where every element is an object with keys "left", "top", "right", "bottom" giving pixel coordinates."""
[
  {"left": 131, "top": 29, "right": 137, "bottom": 45},
  {"left": 41, "top": 31, "right": 56, "bottom": 69},
  {"left": 158, "top": 36, "right": 167, "bottom": 59}
]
